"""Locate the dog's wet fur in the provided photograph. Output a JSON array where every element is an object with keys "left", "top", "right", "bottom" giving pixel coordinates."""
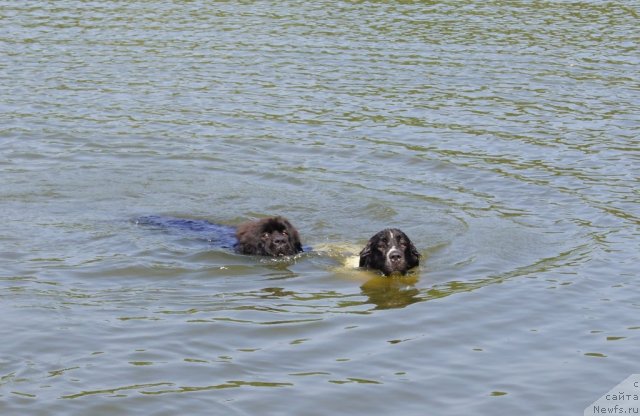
[
  {"left": 359, "top": 228, "right": 420, "bottom": 276},
  {"left": 235, "top": 216, "right": 303, "bottom": 257}
]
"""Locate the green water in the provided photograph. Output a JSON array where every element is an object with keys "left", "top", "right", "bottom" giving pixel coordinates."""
[{"left": 1, "top": 1, "right": 638, "bottom": 415}]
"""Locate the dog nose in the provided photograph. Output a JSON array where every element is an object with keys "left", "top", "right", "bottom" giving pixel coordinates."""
[
  {"left": 389, "top": 252, "right": 402, "bottom": 262},
  {"left": 273, "top": 235, "right": 288, "bottom": 246}
]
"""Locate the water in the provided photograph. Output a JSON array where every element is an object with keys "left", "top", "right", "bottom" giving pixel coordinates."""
[{"left": 1, "top": 1, "right": 638, "bottom": 415}]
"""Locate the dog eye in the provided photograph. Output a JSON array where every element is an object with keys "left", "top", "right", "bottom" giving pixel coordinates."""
[
  {"left": 281, "top": 230, "right": 288, "bottom": 236},
  {"left": 263, "top": 232, "right": 270, "bottom": 238}
]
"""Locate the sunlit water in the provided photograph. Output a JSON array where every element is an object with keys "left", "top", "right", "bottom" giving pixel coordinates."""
[{"left": 1, "top": 1, "right": 638, "bottom": 415}]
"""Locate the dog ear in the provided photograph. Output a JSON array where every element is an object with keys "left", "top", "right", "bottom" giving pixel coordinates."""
[
  {"left": 359, "top": 241, "right": 372, "bottom": 267},
  {"left": 284, "top": 223, "right": 304, "bottom": 253},
  {"left": 236, "top": 241, "right": 256, "bottom": 255},
  {"left": 408, "top": 241, "right": 421, "bottom": 266},
  {"left": 292, "top": 231, "right": 303, "bottom": 253}
]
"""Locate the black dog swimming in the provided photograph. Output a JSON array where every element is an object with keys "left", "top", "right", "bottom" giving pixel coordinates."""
[
  {"left": 136, "top": 215, "right": 304, "bottom": 257},
  {"left": 359, "top": 228, "right": 420, "bottom": 276}
]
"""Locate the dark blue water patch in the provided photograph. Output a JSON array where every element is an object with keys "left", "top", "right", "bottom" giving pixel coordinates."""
[{"left": 135, "top": 215, "right": 238, "bottom": 250}]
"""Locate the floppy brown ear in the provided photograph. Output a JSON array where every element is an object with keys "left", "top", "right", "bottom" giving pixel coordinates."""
[
  {"left": 281, "top": 220, "right": 303, "bottom": 253},
  {"left": 291, "top": 229, "right": 303, "bottom": 253},
  {"left": 359, "top": 241, "right": 372, "bottom": 267}
]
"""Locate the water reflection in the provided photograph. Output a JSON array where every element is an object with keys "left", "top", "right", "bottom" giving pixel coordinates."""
[
  {"left": 62, "top": 380, "right": 294, "bottom": 399},
  {"left": 360, "top": 275, "right": 422, "bottom": 310},
  {"left": 358, "top": 248, "right": 575, "bottom": 310}
]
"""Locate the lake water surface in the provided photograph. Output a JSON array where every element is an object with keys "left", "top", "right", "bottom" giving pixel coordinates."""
[{"left": 1, "top": 1, "right": 639, "bottom": 415}]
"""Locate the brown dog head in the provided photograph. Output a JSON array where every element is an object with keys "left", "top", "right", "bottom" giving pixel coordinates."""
[{"left": 235, "top": 216, "right": 303, "bottom": 257}]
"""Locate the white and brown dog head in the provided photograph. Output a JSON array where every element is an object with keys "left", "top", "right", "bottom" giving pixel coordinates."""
[{"left": 359, "top": 228, "right": 420, "bottom": 276}]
